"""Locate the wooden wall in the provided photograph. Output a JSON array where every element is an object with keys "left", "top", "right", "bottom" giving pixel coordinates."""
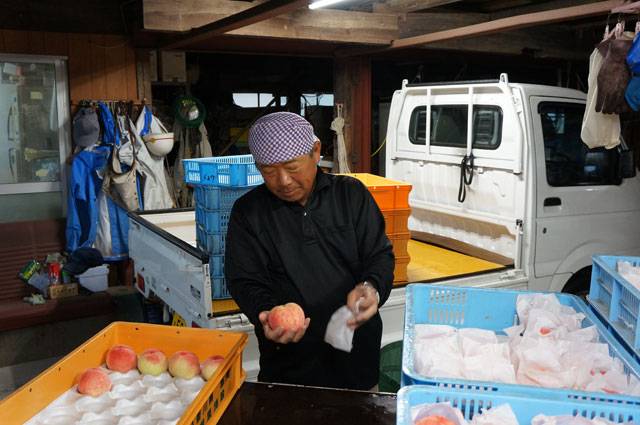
[
  {"left": 0, "top": 29, "right": 149, "bottom": 103},
  {"left": 0, "top": 30, "right": 148, "bottom": 304}
]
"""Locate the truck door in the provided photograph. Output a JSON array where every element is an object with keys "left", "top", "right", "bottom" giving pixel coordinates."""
[{"left": 531, "top": 97, "right": 640, "bottom": 290}]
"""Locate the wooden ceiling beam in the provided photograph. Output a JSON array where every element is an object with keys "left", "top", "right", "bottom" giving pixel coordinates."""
[
  {"left": 159, "top": 0, "right": 313, "bottom": 50},
  {"left": 399, "top": 13, "right": 590, "bottom": 60},
  {"left": 491, "top": 0, "right": 607, "bottom": 19},
  {"left": 144, "top": 0, "right": 398, "bottom": 46},
  {"left": 338, "top": 0, "right": 624, "bottom": 56},
  {"left": 373, "top": 0, "right": 462, "bottom": 14}
]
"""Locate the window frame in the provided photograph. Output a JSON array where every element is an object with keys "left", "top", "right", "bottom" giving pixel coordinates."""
[
  {"left": 0, "top": 54, "right": 71, "bottom": 217},
  {"left": 408, "top": 104, "right": 503, "bottom": 150},
  {"left": 538, "top": 101, "right": 620, "bottom": 188}
]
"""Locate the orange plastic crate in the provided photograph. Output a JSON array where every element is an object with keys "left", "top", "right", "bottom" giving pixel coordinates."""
[
  {"left": 394, "top": 256, "right": 411, "bottom": 283},
  {"left": 382, "top": 208, "right": 411, "bottom": 234},
  {"left": 0, "top": 322, "right": 248, "bottom": 425},
  {"left": 390, "top": 232, "right": 411, "bottom": 258},
  {"left": 340, "top": 173, "right": 412, "bottom": 210}
]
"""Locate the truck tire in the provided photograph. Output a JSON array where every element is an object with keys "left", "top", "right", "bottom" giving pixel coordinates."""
[{"left": 561, "top": 266, "right": 592, "bottom": 300}]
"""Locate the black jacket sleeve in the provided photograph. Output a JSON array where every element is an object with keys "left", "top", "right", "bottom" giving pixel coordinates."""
[{"left": 225, "top": 199, "right": 278, "bottom": 327}]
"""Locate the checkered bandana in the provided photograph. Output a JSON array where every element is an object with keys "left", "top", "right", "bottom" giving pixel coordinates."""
[{"left": 249, "top": 112, "right": 316, "bottom": 164}]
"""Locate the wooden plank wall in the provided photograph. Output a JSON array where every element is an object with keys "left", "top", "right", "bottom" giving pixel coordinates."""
[
  {"left": 0, "top": 30, "right": 148, "bottom": 304},
  {"left": 0, "top": 30, "right": 145, "bottom": 103}
]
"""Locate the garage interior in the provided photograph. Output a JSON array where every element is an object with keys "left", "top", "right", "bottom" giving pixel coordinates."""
[{"left": 2, "top": 0, "right": 640, "bottom": 403}]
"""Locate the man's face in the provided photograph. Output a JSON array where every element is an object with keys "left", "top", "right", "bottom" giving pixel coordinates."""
[{"left": 257, "top": 141, "right": 321, "bottom": 206}]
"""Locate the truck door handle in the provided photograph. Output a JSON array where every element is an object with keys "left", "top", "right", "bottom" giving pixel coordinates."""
[{"left": 544, "top": 197, "right": 561, "bottom": 206}]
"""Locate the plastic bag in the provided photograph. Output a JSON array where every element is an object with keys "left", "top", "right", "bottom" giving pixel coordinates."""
[
  {"left": 627, "top": 33, "right": 640, "bottom": 74},
  {"left": 581, "top": 47, "right": 621, "bottom": 148}
]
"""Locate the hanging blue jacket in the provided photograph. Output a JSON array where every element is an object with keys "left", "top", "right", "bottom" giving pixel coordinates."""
[{"left": 65, "top": 146, "right": 109, "bottom": 252}]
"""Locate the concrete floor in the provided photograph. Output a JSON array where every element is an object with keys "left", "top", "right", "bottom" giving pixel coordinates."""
[{"left": 0, "top": 356, "right": 62, "bottom": 401}]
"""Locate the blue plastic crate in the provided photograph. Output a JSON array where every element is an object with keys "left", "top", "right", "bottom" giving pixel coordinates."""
[
  {"left": 209, "top": 254, "right": 225, "bottom": 277},
  {"left": 397, "top": 386, "right": 639, "bottom": 425},
  {"left": 195, "top": 205, "right": 232, "bottom": 234},
  {"left": 402, "top": 283, "right": 640, "bottom": 405},
  {"left": 588, "top": 255, "right": 640, "bottom": 359},
  {"left": 196, "top": 225, "right": 226, "bottom": 255},
  {"left": 183, "top": 155, "right": 263, "bottom": 187},
  {"left": 211, "top": 276, "right": 230, "bottom": 299},
  {"left": 194, "top": 185, "right": 253, "bottom": 210}
]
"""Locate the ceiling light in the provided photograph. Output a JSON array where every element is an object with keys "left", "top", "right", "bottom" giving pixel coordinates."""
[{"left": 308, "top": 0, "right": 345, "bottom": 10}]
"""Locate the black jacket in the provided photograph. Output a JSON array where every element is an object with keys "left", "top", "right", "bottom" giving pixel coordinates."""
[{"left": 225, "top": 168, "right": 394, "bottom": 389}]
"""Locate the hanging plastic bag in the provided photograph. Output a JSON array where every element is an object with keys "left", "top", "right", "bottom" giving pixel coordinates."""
[
  {"left": 627, "top": 33, "right": 640, "bottom": 73},
  {"left": 581, "top": 45, "right": 621, "bottom": 148}
]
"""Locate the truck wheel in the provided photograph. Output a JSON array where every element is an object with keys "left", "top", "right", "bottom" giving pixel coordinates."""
[{"left": 561, "top": 267, "right": 592, "bottom": 300}]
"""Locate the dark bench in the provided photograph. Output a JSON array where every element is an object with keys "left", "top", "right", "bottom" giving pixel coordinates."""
[{"left": 0, "top": 218, "right": 114, "bottom": 332}]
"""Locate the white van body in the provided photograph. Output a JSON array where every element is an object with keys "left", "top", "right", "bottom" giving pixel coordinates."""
[{"left": 385, "top": 74, "right": 640, "bottom": 293}]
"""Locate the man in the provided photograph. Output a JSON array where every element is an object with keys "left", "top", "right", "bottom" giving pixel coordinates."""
[{"left": 225, "top": 112, "right": 394, "bottom": 390}]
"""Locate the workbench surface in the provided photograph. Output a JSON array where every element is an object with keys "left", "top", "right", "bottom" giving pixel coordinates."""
[{"left": 218, "top": 381, "right": 397, "bottom": 425}]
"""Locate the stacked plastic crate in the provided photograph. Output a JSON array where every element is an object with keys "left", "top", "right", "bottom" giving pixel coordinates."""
[
  {"left": 340, "top": 173, "right": 412, "bottom": 284},
  {"left": 183, "top": 155, "right": 263, "bottom": 299},
  {"left": 397, "top": 283, "right": 640, "bottom": 424},
  {"left": 588, "top": 255, "right": 640, "bottom": 362}
]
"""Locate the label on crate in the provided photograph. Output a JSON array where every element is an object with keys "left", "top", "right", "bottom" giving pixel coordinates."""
[{"left": 201, "top": 163, "right": 218, "bottom": 185}]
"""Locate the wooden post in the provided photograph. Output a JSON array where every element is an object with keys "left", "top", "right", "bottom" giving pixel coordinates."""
[{"left": 333, "top": 57, "right": 371, "bottom": 173}]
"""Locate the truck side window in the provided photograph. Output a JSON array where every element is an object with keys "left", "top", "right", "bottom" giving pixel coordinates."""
[
  {"left": 539, "top": 102, "right": 618, "bottom": 187},
  {"left": 408, "top": 105, "right": 502, "bottom": 149}
]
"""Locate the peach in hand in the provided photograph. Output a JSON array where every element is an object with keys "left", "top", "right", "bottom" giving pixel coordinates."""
[
  {"left": 168, "top": 350, "right": 201, "bottom": 379},
  {"left": 105, "top": 344, "right": 138, "bottom": 373},
  {"left": 77, "top": 367, "right": 111, "bottom": 397},
  {"left": 138, "top": 348, "right": 169, "bottom": 376},
  {"left": 268, "top": 302, "right": 305, "bottom": 332},
  {"left": 201, "top": 355, "right": 224, "bottom": 380}
]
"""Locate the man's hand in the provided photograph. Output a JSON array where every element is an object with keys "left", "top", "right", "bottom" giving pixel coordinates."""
[
  {"left": 346, "top": 283, "right": 379, "bottom": 331},
  {"left": 259, "top": 311, "right": 310, "bottom": 344}
]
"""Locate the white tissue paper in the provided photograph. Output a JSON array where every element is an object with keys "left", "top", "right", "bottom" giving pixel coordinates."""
[
  {"left": 470, "top": 403, "right": 518, "bottom": 425},
  {"left": 411, "top": 402, "right": 468, "bottom": 425},
  {"left": 617, "top": 260, "right": 640, "bottom": 291},
  {"left": 412, "top": 293, "right": 639, "bottom": 395},
  {"left": 324, "top": 298, "right": 363, "bottom": 352}
]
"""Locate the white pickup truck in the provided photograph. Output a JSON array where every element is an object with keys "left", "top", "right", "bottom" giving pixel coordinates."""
[{"left": 128, "top": 73, "right": 640, "bottom": 381}]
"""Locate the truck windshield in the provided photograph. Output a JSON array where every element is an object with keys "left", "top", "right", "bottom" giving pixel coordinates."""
[{"left": 539, "top": 102, "right": 618, "bottom": 187}]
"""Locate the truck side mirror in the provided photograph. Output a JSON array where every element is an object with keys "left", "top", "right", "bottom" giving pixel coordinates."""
[{"left": 618, "top": 149, "right": 636, "bottom": 179}]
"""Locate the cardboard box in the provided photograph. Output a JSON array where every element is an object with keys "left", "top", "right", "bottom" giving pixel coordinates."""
[
  {"left": 48, "top": 282, "right": 78, "bottom": 299},
  {"left": 78, "top": 265, "right": 109, "bottom": 292},
  {"left": 160, "top": 50, "right": 186, "bottom": 83},
  {"left": 149, "top": 50, "right": 158, "bottom": 82}
]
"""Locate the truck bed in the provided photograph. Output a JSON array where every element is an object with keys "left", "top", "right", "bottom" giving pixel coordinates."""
[{"left": 211, "top": 239, "right": 506, "bottom": 315}]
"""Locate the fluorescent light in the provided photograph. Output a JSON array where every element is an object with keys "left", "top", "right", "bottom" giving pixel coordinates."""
[{"left": 309, "top": 0, "right": 345, "bottom": 9}]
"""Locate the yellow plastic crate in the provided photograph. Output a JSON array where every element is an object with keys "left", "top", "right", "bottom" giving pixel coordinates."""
[
  {"left": 0, "top": 322, "right": 248, "bottom": 425},
  {"left": 339, "top": 173, "right": 412, "bottom": 210}
]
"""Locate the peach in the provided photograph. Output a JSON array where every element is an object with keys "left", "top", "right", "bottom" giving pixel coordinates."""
[
  {"left": 168, "top": 350, "right": 201, "bottom": 379},
  {"left": 201, "top": 355, "right": 224, "bottom": 380},
  {"left": 105, "top": 344, "right": 138, "bottom": 373},
  {"left": 77, "top": 367, "right": 111, "bottom": 397},
  {"left": 416, "top": 415, "right": 457, "bottom": 425},
  {"left": 138, "top": 348, "right": 169, "bottom": 376},
  {"left": 268, "top": 302, "right": 305, "bottom": 332}
]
